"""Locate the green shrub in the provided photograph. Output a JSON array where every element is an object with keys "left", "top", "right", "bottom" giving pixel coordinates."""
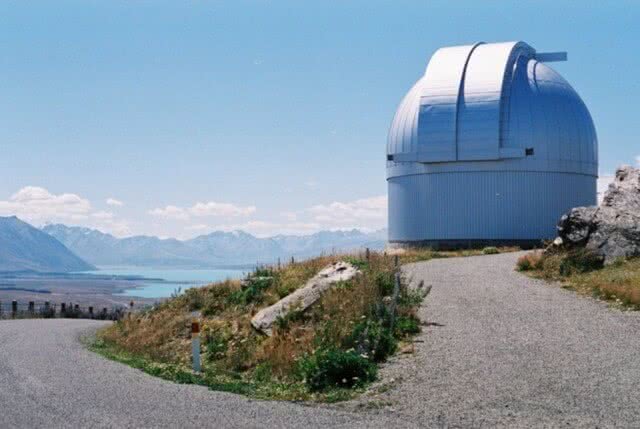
[
  {"left": 517, "top": 257, "right": 531, "bottom": 271},
  {"left": 254, "top": 266, "right": 273, "bottom": 277},
  {"left": 344, "top": 319, "right": 397, "bottom": 362},
  {"left": 201, "top": 284, "right": 235, "bottom": 316},
  {"left": 275, "top": 283, "right": 295, "bottom": 299},
  {"left": 398, "top": 287, "right": 428, "bottom": 308},
  {"left": 298, "top": 348, "right": 377, "bottom": 391},
  {"left": 559, "top": 249, "right": 604, "bottom": 276},
  {"left": 228, "top": 336, "right": 257, "bottom": 372},
  {"left": 394, "top": 315, "right": 421, "bottom": 337},
  {"left": 344, "top": 257, "right": 369, "bottom": 270},
  {"left": 375, "top": 272, "right": 395, "bottom": 296},
  {"left": 184, "top": 288, "right": 204, "bottom": 311},
  {"left": 252, "top": 362, "right": 273, "bottom": 383},
  {"left": 205, "top": 331, "right": 228, "bottom": 361},
  {"left": 227, "top": 276, "right": 273, "bottom": 305},
  {"left": 483, "top": 246, "right": 499, "bottom": 255}
]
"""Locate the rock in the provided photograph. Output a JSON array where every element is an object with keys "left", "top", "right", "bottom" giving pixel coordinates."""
[
  {"left": 557, "top": 206, "right": 597, "bottom": 246},
  {"left": 251, "top": 261, "right": 360, "bottom": 335},
  {"left": 399, "top": 344, "right": 414, "bottom": 354},
  {"left": 556, "top": 165, "right": 640, "bottom": 264}
]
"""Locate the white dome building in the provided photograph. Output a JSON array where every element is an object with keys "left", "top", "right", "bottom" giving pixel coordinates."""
[{"left": 387, "top": 41, "right": 598, "bottom": 248}]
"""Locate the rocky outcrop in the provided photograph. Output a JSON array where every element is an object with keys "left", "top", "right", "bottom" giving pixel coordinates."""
[
  {"left": 557, "top": 165, "right": 640, "bottom": 263},
  {"left": 251, "top": 261, "right": 360, "bottom": 336}
]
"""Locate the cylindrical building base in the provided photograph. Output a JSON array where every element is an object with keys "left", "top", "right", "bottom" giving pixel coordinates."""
[{"left": 388, "top": 171, "right": 596, "bottom": 244}]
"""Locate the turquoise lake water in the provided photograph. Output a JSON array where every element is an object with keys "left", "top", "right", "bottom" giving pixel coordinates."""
[{"left": 88, "top": 267, "right": 247, "bottom": 299}]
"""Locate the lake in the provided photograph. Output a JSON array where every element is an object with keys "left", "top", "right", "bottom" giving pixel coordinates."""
[{"left": 88, "top": 267, "right": 247, "bottom": 299}]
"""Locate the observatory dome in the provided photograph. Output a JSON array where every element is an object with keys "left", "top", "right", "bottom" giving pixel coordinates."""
[{"left": 387, "top": 41, "right": 598, "bottom": 247}]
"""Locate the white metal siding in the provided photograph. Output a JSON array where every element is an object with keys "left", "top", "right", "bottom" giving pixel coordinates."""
[{"left": 388, "top": 171, "right": 596, "bottom": 242}]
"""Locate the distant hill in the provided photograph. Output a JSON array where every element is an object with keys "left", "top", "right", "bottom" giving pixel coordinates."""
[
  {"left": 0, "top": 216, "right": 96, "bottom": 273},
  {"left": 42, "top": 224, "right": 387, "bottom": 268}
]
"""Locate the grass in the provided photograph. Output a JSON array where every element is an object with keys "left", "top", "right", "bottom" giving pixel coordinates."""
[
  {"left": 517, "top": 248, "right": 640, "bottom": 310},
  {"left": 92, "top": 246, "right": 516, "bottom": 402}
]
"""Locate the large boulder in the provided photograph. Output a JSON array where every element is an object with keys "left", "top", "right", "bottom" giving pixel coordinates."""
[{"left": 557, "top": 165, "right": 640, "bottom": 264}]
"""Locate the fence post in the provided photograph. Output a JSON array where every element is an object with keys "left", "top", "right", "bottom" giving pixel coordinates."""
[
  {"left": 394, "top": 254, "right": 399, "bottom": 268},
  {"left": 389, "top": 272, "right": 401, "bottom": 331},
  {"left": 0, "top": 300, "right": 2, "bottom": 317},
  {"left": 88, "top": 306, "right": 94, "bottom": 318},
  {"left": 191, "top": 318, "right": 201, "bottom": 372},
  {"left": 60, "top": 302, "right": 66, "bottom": 315},
  {"left": 365, "top": 247, "right": 370, "bottom": 262},
  {"left": 44, "top": 301, "right": 50, "bottom": 312},
  {"left": 102, "top": 308, "right": 108, "bottom": 318},
  {"left": 12, "top": 300, "right": 17, "bottom": 317},
  {"left": 28, "top": 301, "right": 35, "bottom": 313}
]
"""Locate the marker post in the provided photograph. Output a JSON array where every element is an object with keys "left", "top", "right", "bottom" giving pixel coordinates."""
[{"left": 191, "top": 319, "right": 201, "bottom": 373}]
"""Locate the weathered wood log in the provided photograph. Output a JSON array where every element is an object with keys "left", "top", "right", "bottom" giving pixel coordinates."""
[{"left": 251, "top": 261, "right": 359, "bottom": 336}]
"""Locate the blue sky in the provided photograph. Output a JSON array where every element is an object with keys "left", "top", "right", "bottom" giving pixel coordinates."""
[{"left": 1, "top": 1, "right": 638, "bottom": 238}]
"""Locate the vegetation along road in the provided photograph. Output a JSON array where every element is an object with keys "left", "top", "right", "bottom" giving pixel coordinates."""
[{"left": 2, "top": 252, "right": 640, "bottom": 428}]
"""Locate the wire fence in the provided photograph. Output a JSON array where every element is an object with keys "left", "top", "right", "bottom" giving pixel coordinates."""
[{"left": 0, "top": 299, "right": 137, "bottom": 321}]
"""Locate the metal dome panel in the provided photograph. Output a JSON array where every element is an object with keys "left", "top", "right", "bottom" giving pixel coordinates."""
[{"left": 416, "top": 43, "right": 479, "bottom": 162}]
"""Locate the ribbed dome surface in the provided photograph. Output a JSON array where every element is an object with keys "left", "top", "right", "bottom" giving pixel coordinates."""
[{"left": 387, "top": 41, "right": 597, "bottom": 177}]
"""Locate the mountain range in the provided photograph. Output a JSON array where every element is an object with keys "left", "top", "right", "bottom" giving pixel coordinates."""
[
  {"left": 43, "top": 224, "right": 387, "bottom": 268},
  {"left": 0, "top": 216, "right": 95, "bottom": 272}
]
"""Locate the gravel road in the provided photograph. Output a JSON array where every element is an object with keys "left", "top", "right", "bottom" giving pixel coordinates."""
[
  {"left": 2, "top": 252, "right": 639, "bottom": 428},
  {"left": 352, "top": 251, "right": 640, "bottom": 427},
  {"left": 0, "top": 319, "right": 405, "bottom": 428}
]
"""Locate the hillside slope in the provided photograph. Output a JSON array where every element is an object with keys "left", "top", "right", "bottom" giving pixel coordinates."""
[{"left": 0, "top": 216, "right": 95, "bottom": 272}]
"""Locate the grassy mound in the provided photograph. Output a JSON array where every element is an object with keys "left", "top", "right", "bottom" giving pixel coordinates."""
[
  {"left": 517, "top": 248, "right": 640, "bottom": 310},
  {"left": 93, "top": 246, "right": 516, "bottom": 402}
]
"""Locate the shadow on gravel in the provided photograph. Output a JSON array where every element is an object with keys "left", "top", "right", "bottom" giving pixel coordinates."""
[{"left": 423, "top": 322, "right": 445, "bottom": 327}]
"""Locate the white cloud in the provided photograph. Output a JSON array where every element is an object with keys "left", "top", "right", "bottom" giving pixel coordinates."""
[
  {"left": 91, "top": 211, "right": 114, "bottom": 220},
  {"left": 202, "top": 195, "right": 388, "bottom": 238},
  {"left": 106, "top": 198, "right": 124, "bottom": 207},
  {"left": 280, "top": 211, "right": 298, "bottom": 222},
  {"left": 149, "top": 201, "right": 256, "bottom": 221},
  {"left": 0, "top": 186, "right": 92, "bottom": 223},
  {"left": 184, "top": 224, "right": 210, "bottom": 232},
  {"left": 0, "top": 186, "right": 132, "bottom": 237},
  {"left": 95, "top": 219, "right": 131, "bottom": 237},
  {"left": 636, "top": 155, "right": 640, "bottom": 167},
  {"left": 148, "top": 205, "right": 189, "bottom": 220},
  {"left": 306, "top": 195, "right": 387, "bottom": 231},
  {"left": 190, "top": 202, "right": 256, "bottom": 217}
]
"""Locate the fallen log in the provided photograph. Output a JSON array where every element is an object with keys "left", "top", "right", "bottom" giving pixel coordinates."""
[{"left": 251, "top": 261, "right": 359, "bottom": 336}]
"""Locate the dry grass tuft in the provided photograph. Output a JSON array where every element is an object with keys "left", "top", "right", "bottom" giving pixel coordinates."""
[{"left": 518, "top": 248, "right": 640, "bottom": 309}]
